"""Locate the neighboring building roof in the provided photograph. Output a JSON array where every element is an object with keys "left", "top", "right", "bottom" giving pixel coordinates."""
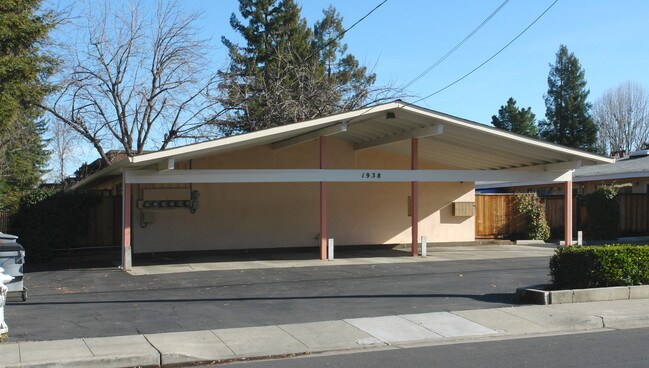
[
  {"left": 72, "top": 101, "right": 614, "bottom": 190},
  {"left": 477, "top": 152, "right": 649, "bottom": 190},
  {"left": 574, "top": 153, "right": 649, "bottom": 181}
]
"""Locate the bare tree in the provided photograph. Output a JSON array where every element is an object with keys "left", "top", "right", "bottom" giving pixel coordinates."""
[
  {"left": 39, "top": 0, "right": 220, "bottom": 166},
  {"left": 49, "top": 118, "right": 80, "bottom": 186},
  {"left": 594, "top": 81, "right": 649, "bottom": 155}
]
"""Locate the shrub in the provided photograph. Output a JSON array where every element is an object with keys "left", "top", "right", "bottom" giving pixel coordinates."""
[
  {"left": 514, "top": 193, "right": 550, "bottom": 241},
  {"left": 549, "top": 244, "right": 649, "bottom": 289},
  {"left": 585, "top": 185, "right": 619, "bottom": 240}
]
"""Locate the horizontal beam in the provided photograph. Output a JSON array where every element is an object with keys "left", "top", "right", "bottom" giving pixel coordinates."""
[
  {"left": 272, "top": 122, "right": 348, "bottom": 150},
  {"left": 125, "top": 168, "right": 572, "bottom": 184},
  {"left": 354, "top": 125, "right": 443, "bottom": 151}
]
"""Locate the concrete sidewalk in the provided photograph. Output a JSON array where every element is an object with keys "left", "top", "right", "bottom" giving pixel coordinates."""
[
  {"left": 129, "top": 244, "right": 554, "bottom": 275},
  {"left": 2, "top": 299, "right": 648, "bottom": 367}
]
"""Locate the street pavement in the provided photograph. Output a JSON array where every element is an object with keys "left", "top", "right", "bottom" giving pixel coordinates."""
[
  {"left": 6, "top": 245, "right": 554, "bottom": 341},
  {"left": 226, "top": 326, "right": 649, "bottom": 368},
  {"left": 2, "top": 299, "right": 649, "bottom": 367}
]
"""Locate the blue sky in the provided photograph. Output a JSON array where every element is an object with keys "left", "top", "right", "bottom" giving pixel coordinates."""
[
  {"left": 45, "top": 0, "right": 649, "bottom": 176},
  {"left": 187, "top": 0, "right": 649, "bottom": 123}
]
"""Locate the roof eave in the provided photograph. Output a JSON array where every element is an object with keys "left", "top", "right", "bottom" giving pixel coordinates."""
[{"left": 69, "top": 157, "right": 132, "bottom": 191}]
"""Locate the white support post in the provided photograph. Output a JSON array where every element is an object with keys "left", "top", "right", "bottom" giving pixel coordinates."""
[
  {"left": 577, "top": 231, "right": 583, "bottom": 246},
  {"left": 420, "top": 236, "right": 427, "bottom": 258},
  {"left": 327, "top": 238, "right": 334, "bottom": 261}
]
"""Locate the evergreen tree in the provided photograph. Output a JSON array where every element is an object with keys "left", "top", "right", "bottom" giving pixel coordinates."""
[
  {"left": 491, "top": 97, "right": 538, "bottom": 138},
  {"left": 0, "top": 118, "right": 50, "bottom": 211},
  {"left": 539, "top": 45, "right": 597, "bottom": 152},
  {"left": 0, "top": 0, "right": 56, "bottom": 210},
  {"left": 218, "top": 0, "right": 382, "bottom": 133}
]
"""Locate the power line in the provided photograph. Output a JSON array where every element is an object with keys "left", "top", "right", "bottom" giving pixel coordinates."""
[
  {"left": 413, "top": 0, "right": 559, "bottom": 104},
  {"left": 305, "top": 0, "right": 389, "bottom": 63},
  {"left": 401, "top": 0, "right": 510, "bottom": 91}
]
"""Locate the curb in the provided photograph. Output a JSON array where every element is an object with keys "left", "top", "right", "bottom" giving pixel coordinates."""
[{"left": 516, "top": 285, "right": 649, "bottom": 305}]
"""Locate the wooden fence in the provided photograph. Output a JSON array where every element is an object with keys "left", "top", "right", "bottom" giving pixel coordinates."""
[
  {"left": 476, "top": 193, "right": 649, "bottom": 239},
  {"left": 0, "top": 195, "right": 121, "bottom": 247},
  {"left": 474, "top": 194, "right": 526, "bottom": 238},
  {"left": 85, "top": 195, "right": 121, "bottom": 247}
]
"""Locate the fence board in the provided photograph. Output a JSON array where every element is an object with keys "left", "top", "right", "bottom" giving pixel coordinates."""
[
  {"left": 475, "top": 194, "right": 525, "bottom": 238},
  {"left": 0, "top": 211, "right": 9, "bottom": 233}
]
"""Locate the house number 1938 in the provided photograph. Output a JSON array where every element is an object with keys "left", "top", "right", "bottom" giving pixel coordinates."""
[{"left": 361, "top": 172, "right": 382, "bottom": 179}]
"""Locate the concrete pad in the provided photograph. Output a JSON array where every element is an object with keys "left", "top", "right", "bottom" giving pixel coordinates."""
[
  {"left": 601, "top": 314, "right": 649, "bottom": 329},
  {"left": 550, "top": 290, "right": 573, "bottom": 304},
  {"left": 399, "top": 312, "right": 497, "bottom": 338},
  {"left": 550, "top": 300, "right": 649, "bottom": 330},
  {"left": 214, "top": 325, "right": 308, "bottom": 357},
  {"left": 18, "top": 338, "right": 93, "bottom": 363},
  {"left": 129, "top": 263, "right": 196, "bottom": 275},
  {"left": 550, "top": 300, "right": 645, "bottom": 316},
  {"left": 629, "top": 285, "right": 649, "bottom": 299},
  {"left": 515, "top": 240, "right": 547, "bottom": 245},
  {"left": 145, "top": 330, "right": 235, "bottom": 365},
  {"left": 452, "top": 309, "right": 551, "bottom": 334},
  {"left": 278, "top": 320, "right": 382, "bottom": 351},
  {"left": 83, "top": 335, "right": 160, "bottom": 367},
  {"left": 502, "top": 305, "right": 604, "bottom": 331},
  {"left": 0, "top": 342, "right": 20, "bottom": 365},
  {"left": 344, "top": 315, "right": 442, "bottom": 344},
  {"left": 573, "top": 286, "right": 629, "bottom": 303}
]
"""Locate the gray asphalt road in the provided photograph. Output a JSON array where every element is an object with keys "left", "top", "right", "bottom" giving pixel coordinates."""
[
  {"left": 225, "top": 328, "right": 649, "bottom": 368},
  {"left": 6, "top": 256, "right": 550, "bottom": 342}
]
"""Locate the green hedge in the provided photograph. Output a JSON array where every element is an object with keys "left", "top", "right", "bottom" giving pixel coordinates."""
[{"left": 549, "top": 244, "right": 649, "bottom": 289}]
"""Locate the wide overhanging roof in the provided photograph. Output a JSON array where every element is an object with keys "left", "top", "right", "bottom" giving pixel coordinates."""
[{"left": 72, "top": 101, "right": 613, "bottom": 190}]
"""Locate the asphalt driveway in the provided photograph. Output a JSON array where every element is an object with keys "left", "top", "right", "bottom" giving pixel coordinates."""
[{"left": 4, "top": 246, "right": 554, "bottom": 342}]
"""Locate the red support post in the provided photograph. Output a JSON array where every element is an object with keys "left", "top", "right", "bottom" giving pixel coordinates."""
[
  {"left": 564, "top": 180, "right": 573, "bottom": 246},
  {"left": 411, "top": 138, "right": 419, "bottom": 257},
  {"left": 122, "top": 182, "right": 132, "bottom": 270},
  {"left": 320, "top": 136, "right": 328, "bottom": 260}
]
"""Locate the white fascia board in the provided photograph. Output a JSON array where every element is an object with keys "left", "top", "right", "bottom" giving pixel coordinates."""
[
  {"left": 124, "top": 168, "right": 572, "bottom": 184},
  {"left": 399, "top": 104, "right": 614, "bottom": 165},
  {"left": 354, "top": 125, "right": 443, "bottom": 151}
]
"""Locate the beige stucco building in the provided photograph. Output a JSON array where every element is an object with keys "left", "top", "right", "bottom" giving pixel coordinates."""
[{"left": 73, "top": 102, "right": 612, "bottom": 270}]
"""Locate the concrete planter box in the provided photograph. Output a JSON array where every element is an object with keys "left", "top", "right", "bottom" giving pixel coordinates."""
[{"left": 517, "top": 284, "right": 649, "bottom": 305}]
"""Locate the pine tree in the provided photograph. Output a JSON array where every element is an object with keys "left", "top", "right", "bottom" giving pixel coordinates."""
[
  {"left": 491, "top": 97, "right": 538, "bottom": 138},
  {"left": 539, "top": 45, "right": 597, "bottom": 152},
  {"left": 0, "top": 0, "right": 56, "bottom": 210},
  {"left": 218, "top": 0, "right": 381, "bottom": 133}
]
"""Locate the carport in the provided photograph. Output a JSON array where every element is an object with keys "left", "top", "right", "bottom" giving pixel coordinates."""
[{"left": 71, "top": 101, "right": 613, "bottom": 271}]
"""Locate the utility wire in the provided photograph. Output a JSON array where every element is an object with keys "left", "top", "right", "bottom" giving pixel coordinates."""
[
  {"left": 413, "top": 0, "right": 559, "bottom": 104},
  {"left": 305, "top": 0, "right": 388, "bottom": 63},
  {"left": 401, "top": 0, "right": 510, "bottom": 91}
]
